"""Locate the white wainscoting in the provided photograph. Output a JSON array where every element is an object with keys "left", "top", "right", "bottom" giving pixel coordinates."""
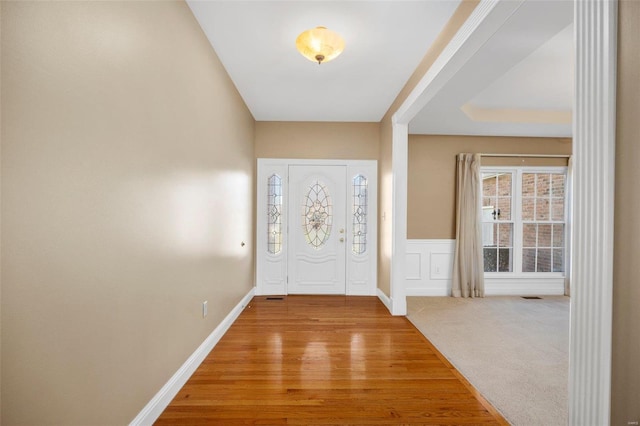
[
  {"left": 406, "top": 239, "right": 565, "bottom": 296},
  {"left": 406, "top": 240, "right": 455, "bottom": 296}
]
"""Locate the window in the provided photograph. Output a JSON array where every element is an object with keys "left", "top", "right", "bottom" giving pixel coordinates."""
[
  {"left": 482, "top": 167, "right": 567, "bottom": 275},
  {"left": 352, "top": 175, "right": 368, "bottom": 254},
  {"left": 482, "top": 172, "right": 513, "bottom": 272},
  {"left": 522, "top": 173, "right": 566, "bottom": 272},
  {"left": 267, "top": 174, "right": 283, "bottom": 254}
]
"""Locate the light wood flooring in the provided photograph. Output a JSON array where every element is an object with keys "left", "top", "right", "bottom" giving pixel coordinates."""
[{"left": 156, "top": 296, "right": 508, "bottom": 425}]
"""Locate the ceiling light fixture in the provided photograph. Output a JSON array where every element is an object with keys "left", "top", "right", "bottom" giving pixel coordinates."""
[{"left": 295, "top": 27, "right": 345, "bottom": 65}]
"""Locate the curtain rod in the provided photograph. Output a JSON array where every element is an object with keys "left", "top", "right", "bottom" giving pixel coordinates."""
[{"left": 480, "top": 153, "right": 571, "bottom": 158}]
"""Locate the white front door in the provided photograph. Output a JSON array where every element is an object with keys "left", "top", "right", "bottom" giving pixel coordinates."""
[
  {"left": 288, "top": 165, "right": 347, "bottom": 294},
  {"left": 256, "top": 159, "right": 377, "bottom": 296}
]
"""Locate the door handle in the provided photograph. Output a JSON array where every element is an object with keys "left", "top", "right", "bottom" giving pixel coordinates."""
[
  {"left": 339, "top": 229, "right": 345, "bottom": 234},
  {"left": 339, "top": 237, "right": 344, "bottom": 242}
]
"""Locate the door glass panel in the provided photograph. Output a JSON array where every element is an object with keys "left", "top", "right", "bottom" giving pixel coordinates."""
[
  {"left": 352, "top": 175, "right": 367, "bottom": 254},
  {"left": 267, "top": 174, "right": 283, "bottom": 254},
  {"left": 302, "top": 181, "right": 332, "bottom": 249}
]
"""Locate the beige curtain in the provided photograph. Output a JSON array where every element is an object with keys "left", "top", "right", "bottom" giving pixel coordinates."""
[{"left": 452, "top": 153, "right": 485, "bottom": 298}]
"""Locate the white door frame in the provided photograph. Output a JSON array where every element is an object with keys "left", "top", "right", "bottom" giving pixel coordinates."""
[
  {"left": 388, "top": 0, "right": 616, "bottom": 423},
  {"left": 256, "top": 158, "right": 378, "bottom": 296}
]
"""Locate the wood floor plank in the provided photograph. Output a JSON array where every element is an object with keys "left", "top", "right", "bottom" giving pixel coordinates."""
[{"left": 156, "top": 296, "right": 508, "bottom": 425}]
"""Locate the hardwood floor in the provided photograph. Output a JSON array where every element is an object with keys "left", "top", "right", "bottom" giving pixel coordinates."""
[{"left": 156, "top": 296, "right": 508, "bottom": 425}]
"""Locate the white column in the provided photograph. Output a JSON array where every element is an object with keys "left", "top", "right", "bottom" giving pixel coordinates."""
[
  {"left": 570, "top": 0, "right": 617, "bottom": 424},
  {"left": 391, "top": 121, "right": 408, "bottom": 315}
]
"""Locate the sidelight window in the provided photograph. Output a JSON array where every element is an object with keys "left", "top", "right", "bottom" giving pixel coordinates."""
[
  {"left": 352, "top": 175, "right": 368, "bottom": 254},
  {"left": 267, "top": 174, "right": 283, "bottom": 254}
]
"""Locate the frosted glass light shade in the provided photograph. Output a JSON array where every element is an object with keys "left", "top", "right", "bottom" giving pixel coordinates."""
[{"left": 296, "top": 27, "right": 345, "bottom": 64}]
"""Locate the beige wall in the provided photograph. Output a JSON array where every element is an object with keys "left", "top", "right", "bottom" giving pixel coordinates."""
[
  {"left": 255, "top": 121, "right": 379, "bottom": 160},
  {"left": 612, "top": 0, "right": 640, "bottom": 422},
  {"left": 1, "top": 2, "right": 255, "bottom": 424},
  {"left": 0, "top": 1, "right": 3, "bottom": 418},
  {"left": 408, "top": 135, "right": 571, "bottom": 239},
  {"left": 377, "top": 0, "right": 480, "bottom": 298}
]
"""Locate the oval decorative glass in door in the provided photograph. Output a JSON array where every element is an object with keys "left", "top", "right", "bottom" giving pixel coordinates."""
[{"left": 302, "top": 181, "right": 332, "bottom": 249}]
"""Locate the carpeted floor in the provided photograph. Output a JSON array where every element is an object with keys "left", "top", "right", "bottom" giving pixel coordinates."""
[{"left": 407, "top": 296, "right": 569, "bottom": 426}]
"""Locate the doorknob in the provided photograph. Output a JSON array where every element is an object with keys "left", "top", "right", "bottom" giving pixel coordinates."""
[
  {"left": 339, "top": 237, "right": 344, "bottom": 242},
  {"left": 339, "top": 228, "right": 345, "bottom": 234}
]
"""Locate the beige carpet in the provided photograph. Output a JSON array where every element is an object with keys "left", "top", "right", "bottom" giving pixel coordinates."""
[{"left": 407, "top": 296, "right": 569, "bottom": 426}]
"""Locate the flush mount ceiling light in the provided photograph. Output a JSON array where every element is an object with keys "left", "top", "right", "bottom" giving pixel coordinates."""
[{"left": 295, "top": 27, "right": 345, "bottom": 65}]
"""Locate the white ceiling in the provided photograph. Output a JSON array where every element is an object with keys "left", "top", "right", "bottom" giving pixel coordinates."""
[
  {"left": 409, "top": 0, "right": 574, "bottom": 137},
  {"left": 188, "top": 0, "right": 574, "bottom": 137},
  {"left": 187, "top": 1, "right": 461, "bottom": 122}
]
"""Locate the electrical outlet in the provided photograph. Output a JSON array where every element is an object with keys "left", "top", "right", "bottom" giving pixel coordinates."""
[{"left": 202, "top": 301, "right": 208, "bottom": 318}]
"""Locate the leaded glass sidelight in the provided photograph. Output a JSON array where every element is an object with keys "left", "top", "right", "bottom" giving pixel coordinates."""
[
  {"left": 352, "top": 175, "right": 368, "bottom": 254},
  {"left": 302, "top": 181, "right": 332, "bottom": 249},
  {"left": 267, "top": 174, "right": 283, "bottom": 254}
]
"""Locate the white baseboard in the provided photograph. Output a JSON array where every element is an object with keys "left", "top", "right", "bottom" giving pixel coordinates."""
[
  {"left": 484, "top": 278, "right": 565, "bottom": 296},
  {"left": 377, "top": 288, "right": 392, "bottom": 313},
  {"left": 406, "top": 287, "right": 449, "bottom": 297},
  {"left": 129, "top": 288, "right": 255, "bottom": 426}
]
